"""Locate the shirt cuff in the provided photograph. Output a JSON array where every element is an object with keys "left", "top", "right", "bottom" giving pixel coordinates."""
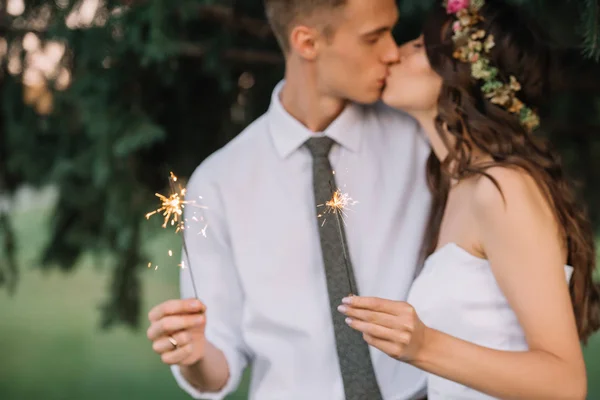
[{"left": 170, "top": 338, "right": 246, "bottom": 400}]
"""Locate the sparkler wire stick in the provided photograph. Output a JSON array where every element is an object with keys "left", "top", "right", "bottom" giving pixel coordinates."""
[
  {"left": 328, "top": 180, "right": 357, "bottom": 295},
  {"left": 166, "top": 173, "right": 200, "bottom": 300},
  {"left": 180, "top": 233, "right": 199, "bottom": 300}
]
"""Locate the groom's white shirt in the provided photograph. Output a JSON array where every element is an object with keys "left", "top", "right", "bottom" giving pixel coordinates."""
[{"left": 172, "top": 81, "right": 432, "bottom": 400}]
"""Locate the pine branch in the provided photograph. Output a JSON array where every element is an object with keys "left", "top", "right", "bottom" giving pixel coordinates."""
[
  {"left": 0, "top": 4, "right": 281, "bottom": 65},
  {"left": 195, "top": 4, "right": 273, "bottom": 39},
  {"left": 0, "top": 4, "right": 273, "bottom": 40},
  {"left": 580, "top": 0, "right": 600, "bottom": 60},
  {"left": 100, "top": 221, "right": 141, "bottom": 329},
  {"left": 0, "top": 209, "right": 18, "bottom": 294},
  {"left": 0, "top": 73, "right": 18, "bottom": 295},
  {"left": 177, "top": 41, "right": 282, "bottom": 64}
]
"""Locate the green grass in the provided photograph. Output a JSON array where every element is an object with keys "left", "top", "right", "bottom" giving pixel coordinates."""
[
  {"left": 0, "top": 263, "right": 250, "bottom": 400},
  {"left": 0, "top": 206, "right": 598, "bottom": 399}
]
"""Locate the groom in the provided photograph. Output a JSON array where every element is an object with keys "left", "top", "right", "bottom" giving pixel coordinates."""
[{"left": 146, "top": 0, "right": 432, "bottom": 398}]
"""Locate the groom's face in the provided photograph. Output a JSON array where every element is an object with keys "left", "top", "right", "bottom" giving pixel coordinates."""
[{"left": 315, "top": 0, "right": 400, "bottom": 104}]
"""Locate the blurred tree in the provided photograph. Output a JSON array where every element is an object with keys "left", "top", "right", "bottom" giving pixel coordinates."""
[{"left": 0, "top": 0, "right": 598, "bottom": 329}]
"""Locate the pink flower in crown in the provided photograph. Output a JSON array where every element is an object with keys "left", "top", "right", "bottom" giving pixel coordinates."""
[
  {"left": 446, "top": 0, "right": 470, "bottom": 14},
  {"left": 452, "top": 20, "right": 461, "bottom": 32}
]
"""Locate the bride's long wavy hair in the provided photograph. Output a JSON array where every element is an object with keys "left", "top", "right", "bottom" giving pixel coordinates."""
[{"left": 421, "top": 0, "right": 600, "bottom": 343}]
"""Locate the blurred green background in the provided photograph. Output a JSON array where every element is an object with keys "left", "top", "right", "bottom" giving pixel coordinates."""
[
  {"left": 0, "top": 202, "right": 250, "bottom": 400},
  {"left": 1, "top": 0, "right": 599, "bottom": 399}
]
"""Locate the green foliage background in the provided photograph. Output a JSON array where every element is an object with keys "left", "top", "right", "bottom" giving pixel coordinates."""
[{"left": 0, "top": 1, "right": 599, "bottom": 398}]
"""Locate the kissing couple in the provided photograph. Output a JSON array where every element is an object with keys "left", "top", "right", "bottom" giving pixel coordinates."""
[{"left": 147, "top": 0, "right": 600, "bottom": 399}]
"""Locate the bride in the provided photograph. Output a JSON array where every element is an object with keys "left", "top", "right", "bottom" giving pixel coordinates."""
[{"left": 336, "top": 0, "right": 600, "bottom": 398}]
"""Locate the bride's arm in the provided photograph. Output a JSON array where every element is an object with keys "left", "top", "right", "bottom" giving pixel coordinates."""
[
  {"left": 417, "top": 168, "right": 586, "bottom": 399},
  {"left": 340, "top": 168, "right": 587, "bottom": 399}
]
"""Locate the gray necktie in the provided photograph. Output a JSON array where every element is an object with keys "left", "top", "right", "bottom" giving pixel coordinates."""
[{"left": 305, "top": 136, "right": 383, "bottom": 400}]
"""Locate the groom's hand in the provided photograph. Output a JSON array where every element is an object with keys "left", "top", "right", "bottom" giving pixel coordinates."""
[
  {"left": 147, "top": 298, "right": 207, "bottom": 366},
  {"left": 337, "top": 296, "right": 429, "bottom": 363}
]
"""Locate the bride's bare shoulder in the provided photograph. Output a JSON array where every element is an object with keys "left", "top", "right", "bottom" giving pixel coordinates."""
[{"left": 471, "top": 166, "right": 556, "bottom": 226}]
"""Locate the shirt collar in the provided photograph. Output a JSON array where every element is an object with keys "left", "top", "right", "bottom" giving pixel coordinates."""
[{"left": 267, "top": 80, "right": 364, "bottom": 159}]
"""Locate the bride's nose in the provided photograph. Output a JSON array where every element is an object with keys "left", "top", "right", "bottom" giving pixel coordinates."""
[{"left": 397, "top": 44, "right": 410, "bottom": 61}]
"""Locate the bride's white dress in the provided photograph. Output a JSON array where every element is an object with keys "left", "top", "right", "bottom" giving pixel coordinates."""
[{"left": 406, "top": 243, "right": 574, "bottom": 399}]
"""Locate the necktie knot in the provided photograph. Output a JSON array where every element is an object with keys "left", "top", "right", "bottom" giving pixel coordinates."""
[{"left": 305, "top": 136, "right": 335, "bottom": 159}]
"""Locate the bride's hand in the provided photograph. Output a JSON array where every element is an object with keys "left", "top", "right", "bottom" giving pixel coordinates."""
[{"left": 337, "top": 296, "right": 429, "bottom": 363}]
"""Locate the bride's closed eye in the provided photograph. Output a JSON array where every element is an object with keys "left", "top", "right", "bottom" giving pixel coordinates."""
[
  {"left": 412, "top": 37, "right": 425, "bottom": 48},
  {"left": 412, "top": 34, "right": 425, "bottom": 49}
]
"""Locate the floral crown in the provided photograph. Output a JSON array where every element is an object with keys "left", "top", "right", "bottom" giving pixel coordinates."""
[{"left": 444, "top": 0, "right": 540, "bottom": 131}]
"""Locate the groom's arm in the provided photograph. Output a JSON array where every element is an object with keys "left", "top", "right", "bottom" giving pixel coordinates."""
[
  {"left": 148, "top": 297, "right": 232, "bottom": 393},
  {"left": 170, "top": 162, "right": 250, "bottom": 399},
  {"left": 178, "top": 342, "right": 231, "bottom": 393}
]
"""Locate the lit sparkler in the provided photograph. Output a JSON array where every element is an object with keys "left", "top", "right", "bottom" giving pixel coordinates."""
[
  {"left": 318, "top": 187, "right": 357, "bottom": 225},
  {"left": 317, "top": 170, "right": 358, "bottom": 226},
  {"left": 146, "top": 171, "right": 206, "bottom": 300},
  {"left": 145, "top": 172, "right": 199, "bottom": 233}
]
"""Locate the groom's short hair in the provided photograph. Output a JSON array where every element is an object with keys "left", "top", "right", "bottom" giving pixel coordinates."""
[{"left": 264, "top": 0, "right": 347, "bottom": 53}]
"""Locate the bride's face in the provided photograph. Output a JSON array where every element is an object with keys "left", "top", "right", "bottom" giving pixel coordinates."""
[{"left": 382, "top": 35, "right": 442, "bottom": 117}]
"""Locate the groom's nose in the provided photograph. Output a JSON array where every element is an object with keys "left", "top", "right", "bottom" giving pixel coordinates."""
[{"left": 381, "top": 35, "right": 401, "bottom": 64}]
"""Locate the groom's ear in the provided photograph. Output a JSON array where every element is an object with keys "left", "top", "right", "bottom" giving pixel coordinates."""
[{"left": 289, "top": 25, "right": 320, "bottom": 60}]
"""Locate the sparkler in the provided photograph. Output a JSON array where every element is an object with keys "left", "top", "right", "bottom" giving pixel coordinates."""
[
  {"left": 317, "top": 171, "right": 358, "bottom": 227},
  {"left": 145, "top": 171, "right": 206, "bottom": 300},
  {"left": 318, "top": 175, "right": 359, "bottom": 296},
  {"left": 145, "top": 172, "right": 192, "bottom": 233}
]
